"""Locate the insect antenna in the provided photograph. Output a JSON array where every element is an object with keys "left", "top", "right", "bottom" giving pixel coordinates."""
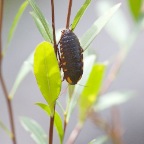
[
  {"left": 60, "top": 84, "right": 69, "bottom": 96},
  {"left": 66, "top": 0, "right": 73, "bottom": 29},
  {"left": 77, "top": 83, "right": 88, "bottom": 87}
]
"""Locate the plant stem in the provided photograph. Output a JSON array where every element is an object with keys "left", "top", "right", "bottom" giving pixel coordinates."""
[
  {"left": 66, "top": 0, "right": 72, "bottom": 29},
  {"left": 63, "top": 112, "right": 67, "bottom": 134},
  {"left": 0, "top": 77, "right": 17, "bottom": 144},
  {"left": 0, "top": 0, "right": 3, "bottom": 59},
  {"left": 49, "top": 105, "right": 55, "bottom": 144},
  {"left": 66, "top": 122, "right": 83, "bottom": 144},
  {"left": 49, "top": 1, "right": 56, "bottom": 142},
  {"left": 51, "top": 0, "right": 57, "bottom": 56},
  {"left": 63, "top": 94, "right": 70, "bottom": 135},
  {"left": 49, "top": 116, "right": 55, "bottom": 144},
  {"left": 89, "top": 111, "right": 123, "bottom": 144},
  {"left": 111, "top": 107, "right": 123, "bottom": 144},
  {"left": 0, "top": 1, "right": 17, "bottom": 144}
]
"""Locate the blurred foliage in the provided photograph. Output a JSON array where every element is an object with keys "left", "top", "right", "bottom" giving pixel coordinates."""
[
  {"left": 78, "top": 64, "right": 106, "bottom": 122},
  {"left": 3, "top": 1, "right": 28, "bottom": 56},
  {"left": 71, "top": 0, "right": 91, "bottom": 30},
  {"left": 88, "top": 136, "right": 108, "bottom": 144},
  {"left": 0, "top": 120, "right": 12, "bottom": 138},
  {"left": 20, "top": 117, "right": 47, "bottom": 144},
  {"left": 28, "top": 0, "right": 53, "bottom": 42},
  {"left": 128, "top": 0, "right": 143, "bottom": 21}
]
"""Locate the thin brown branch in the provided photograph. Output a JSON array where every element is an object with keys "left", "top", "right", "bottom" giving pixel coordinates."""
[
  {"left": 49, "top": 115, "right": 55, "bottom": 144},
  {"left": 49, "top": 105, "right": 56, "bottom": 144},
  {"left": 0, "top": 74, "right": 16, "bottom": 144},
  {"left": 66, "top": 122, "right": 83, "bottom": 144},
  {"left": 89, "top": 111, "right": 112, "bottom": 137},
  {"left": 51, "top": 0, "right": 57, "bottom": 56},
  {"left": 111, "top": 107, "right": 123, "bottom": 144},
  {"left": 89, "top": 110, "right": 124, "bottom": 144},
  {"left": 0, "top": 0, "right": 4, "bottom": 57},
  {"left": 66, "top": 0, "right": 73, "bottom": 29},
  {"left": 49, "top": 1, "right": 57, "bottom": 142},
  {"left": 0, "top": 1, "right": 17, "bottom": 144}
]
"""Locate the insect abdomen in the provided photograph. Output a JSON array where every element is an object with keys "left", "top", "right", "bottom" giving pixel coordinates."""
[{"left": 60, "top": 29, "right": 83, "bottom": 85}]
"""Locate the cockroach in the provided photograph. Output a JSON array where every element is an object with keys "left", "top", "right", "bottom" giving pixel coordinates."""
[{"left": 59, "top": 29, "right": 83, "bottom": 85}]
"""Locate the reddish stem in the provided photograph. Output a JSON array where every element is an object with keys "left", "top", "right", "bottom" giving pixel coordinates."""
[
  {"left": 51, "top": 0, "right": 57, "bottom": 56},
  {"left": 66, "top": 0, "right": 73, "bottom": 29},
  {"left": 0, "top": 1, "right": 17, "bottom": 144},
  {"left": 66, "top": 122, "right": 83, "bottom": 144},
  {"left": 49, "top": 114, "right": 55, "bottom": 144}
]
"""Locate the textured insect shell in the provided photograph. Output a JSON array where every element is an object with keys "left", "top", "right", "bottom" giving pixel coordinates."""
[{"left": 60, "top": 29, "right": 83, "bottom": 85}]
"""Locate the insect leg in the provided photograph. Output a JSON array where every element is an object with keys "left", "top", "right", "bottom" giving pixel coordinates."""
[{"left": 81, "top": 47, "right": 84, "bottom": 53}]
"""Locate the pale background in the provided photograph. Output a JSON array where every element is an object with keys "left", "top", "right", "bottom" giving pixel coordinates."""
[{"left": 0, "top": 0, "right": 144, "bottom": 144}]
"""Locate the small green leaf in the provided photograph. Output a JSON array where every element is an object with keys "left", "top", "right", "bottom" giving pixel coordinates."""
[
  {"left": 0, "top": 120, "right": 13, "bottom": 138},
  {"left": 9, "top": 52, "right": 34, "bottom": 99},
  {"left": 79, "top": 63, "right": 106, "bottom": 122},
  {"left": 96, "top": 1, "right": 129, "bottom": 45},
  {"left": 28, "top": 0, "right": 53, "bottom": 43},
  {"left": 66, "top": 55, "right": 96, "bottom": 123},
  {"left": 94, "top": 91, "right": 134, "bottom": 111},
  {"left": 71, "top": 0, "right": 91, "bottom": 30},
  {"left": 128, "top": 0, "right": 142, "bottom": 21},
  {"left": 30, "top": 12, "right": 50, "bottom": 41},
  {"left": 20, "top": 117, "right": 47, "bottom": 144},
  {"left": 3, "top": 1, "right": 28, "bottom": 56},
  {"left": 36, "top": 103, "right": 64, "bottom": 144},
  {"left": 88, "top": 136, "right": 108, "bottom": 144},
  {"left": 80, "top": 3, "right": 121, "bottom": 50},
  {"left": 33, "top": 42, "right": 61, "bottom": 115}
]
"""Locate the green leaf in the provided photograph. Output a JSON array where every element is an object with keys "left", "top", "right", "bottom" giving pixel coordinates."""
[
  {"left": 36, "top": 103, "right": 64, "bottom": 144},
  {"left": 88, "top": 136, "right": 108, "bottom": 144},
  {"left": 79, "top": 63, "right": 106, "bottom": 122},
  {"left": 66, "top": 55, "right": 96, "bottom": 123},
  {"left": 94, "top": 91, "right": 134, "bottom": 112},
  {"left": 28, "top": 0, "right": 53, "bottom": 43},
  {"left": 30, "top": 12, "right": 50, "bottom": 41},
  {"left": 20, "top": 117, "right": 47, "bottom": 144},
  {"left": 71, "top": 0, "right": 91, "bottom": 30},
  {"left": 33, "top": 42, "right": 61, "bottom": 115},
  {"left": 0, "top": 120, "right": 12, "bottom": 138},
  {"left": 128, "top": 0, "right": 142, "bottom": 21},
  {"left": 96, "top": 1, "right": 129, "bottom": 45},
  {"left": 3, "top": 1, "right": 28, "bottom": 56},
  {"left": 9, "top": 52, "right": 34, "bottom": 99},
  {"left": 80, "top": 3, "right": 121, "bottom": 50}
]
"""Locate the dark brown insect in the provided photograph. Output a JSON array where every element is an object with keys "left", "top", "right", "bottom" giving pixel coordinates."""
[{"left": 59, "top": 29, "right": 83, "bottom": 85}]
